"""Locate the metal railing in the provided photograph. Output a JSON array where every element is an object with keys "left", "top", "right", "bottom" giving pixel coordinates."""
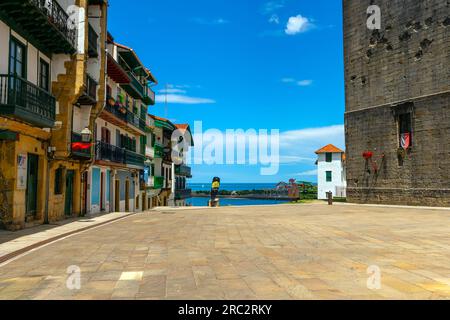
[
  {"left": 125, "top": 149, "right": 145, "bottom": 167},
  {"left": 0, "top": 74, "right": 56, "bottom": 126},
  {"left": 95, "top": 141, "right": 125, "bottom": 163},
  {"left": 30, "top": 0, "right": 77, "bottom": 48},
  {"left": 103, "top": 99, "right": 146, "bottom": 132},
  {"left": 95, "top": 141, "right": 145, "bottom": 167}
]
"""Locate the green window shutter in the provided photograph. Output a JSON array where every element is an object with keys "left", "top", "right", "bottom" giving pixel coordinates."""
[
  {"left": 326, "top": 171, "right": 333, "bottom": 182},
  {"left": 326, "top": 153, "right": 332, "bottom": 162}
]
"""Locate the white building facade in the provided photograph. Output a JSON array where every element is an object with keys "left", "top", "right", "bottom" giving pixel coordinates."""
[{"left": 316, "top": 144, "right": 347, "bottom": 200}]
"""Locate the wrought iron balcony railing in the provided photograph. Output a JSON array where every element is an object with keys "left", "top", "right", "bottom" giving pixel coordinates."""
[
  {"left": 95, "top": 141, "right": 145, "bottom": 168},
  {"left": 0, "top": 0, "right": 77, "bottom": 54},
  {"left": 0, "top": 74, "right": 56, "bottom": 128},
  {"left": 103, "top": 100, "right": 146, "bottom": 133},
  {"left": 95, "top": 141, "right": 125, "bottom": 164}
]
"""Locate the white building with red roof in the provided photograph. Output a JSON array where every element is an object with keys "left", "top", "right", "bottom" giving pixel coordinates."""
[{"left": 315, "top": 144, "right": 347, "bottom": 200}]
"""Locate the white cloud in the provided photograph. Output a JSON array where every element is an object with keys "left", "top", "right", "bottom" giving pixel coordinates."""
[
  {"left": 269, "top": 14, "right": 280, "bottom": 24},
  {"left": 279, "top": 125, "right": 345, "bottom": 167},
  {"left": 295, "top": 169, "right": 318, "bottom": 176},
  {"left": 297, "top": 80, "right": 313, "bottom": 86},
  {"left": 155, "top": 94, "right": 216, "bottom": 105},
  {"left": 159, "top": 88, "right": 187, "bottom": 94},
  {"left": 285, "top": 15, "right": 313, "bottom": 35},
  {"left": 280, "top": 125, "right": 345, "bottom": 148},
  {"left": 191, "top": 18, "right": 229, "bottom": 25},
  {"left": 282, "top": 78, "right": 313, "bottom": 87},
  {"left": 279, "top": 155, "right": 315, "bottom": 164},
  {"left": 281, "top": 78, "right": 295, "bottom": 83},
  {"left": 262, "top": 1, "right": 285, "bottom": 14}
]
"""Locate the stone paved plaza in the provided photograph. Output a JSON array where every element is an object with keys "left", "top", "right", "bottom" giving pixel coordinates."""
[{"left": 0, "top": 203, "right": 450, "bottom": 300}]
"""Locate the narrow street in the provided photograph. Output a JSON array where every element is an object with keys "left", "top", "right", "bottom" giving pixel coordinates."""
[{"left": 1, "top": 204, "right": 449, "bottom": 300}]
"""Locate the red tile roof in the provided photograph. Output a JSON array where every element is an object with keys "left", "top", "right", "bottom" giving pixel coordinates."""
[
  {"left": 175, "top": 124, "right": 189, "bottom": 131},
  {"left": 315, "top": 144, "right": 345, "bottom": 154}
]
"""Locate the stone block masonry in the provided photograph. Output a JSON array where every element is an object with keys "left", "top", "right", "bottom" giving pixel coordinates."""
[{"left": 343, "top": 0, "right": 450, "bottom": 206}]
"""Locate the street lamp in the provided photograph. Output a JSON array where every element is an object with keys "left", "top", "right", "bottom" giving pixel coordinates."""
[{"left": 81, "top": 127, "right": 92, "bottom": 143}]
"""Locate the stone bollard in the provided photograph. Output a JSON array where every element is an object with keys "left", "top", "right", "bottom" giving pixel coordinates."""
[{"left": 326, "top": 192, "right": 333, "bottom": 205}]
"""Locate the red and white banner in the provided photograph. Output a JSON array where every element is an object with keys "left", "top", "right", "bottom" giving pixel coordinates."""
[{"left": 401, "top": 133, "right": 411, "bottom": 150}]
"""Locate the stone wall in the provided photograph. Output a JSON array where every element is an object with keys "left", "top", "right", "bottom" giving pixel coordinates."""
[
  {"left": 344, "top": 0, "right": 450, "bottom": 112},
  {"left": 344, "top": 0, "right": 450, "bottom": 206}
]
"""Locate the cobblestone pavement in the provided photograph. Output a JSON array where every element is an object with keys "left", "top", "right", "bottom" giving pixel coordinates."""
[{"left": 0, "top": 204, "right": 449, "bottom": 300}]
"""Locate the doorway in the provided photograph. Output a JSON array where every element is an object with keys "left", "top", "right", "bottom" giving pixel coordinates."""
[
  {"left": 125, "top": 180, "right": 130, "bottom": 212},
  {"left": 25, "top": 154, "right": 39, "bottom": 219},
  {"left": 82, "top": 171, "right": 88, "bottom": 214},
  {"left": 115, "top": 180, "right": 120, "bottom": 212},
  {"left": 65, "top": 170, "right": 74, "bottom": 216},
  {"left": 100, "top": 172, "right": 105, "bottom": 211}
]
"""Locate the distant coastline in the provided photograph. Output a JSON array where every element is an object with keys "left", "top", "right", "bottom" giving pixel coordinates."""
[{"left": 191, "top": 194, "right": 293, "bottom": 201}]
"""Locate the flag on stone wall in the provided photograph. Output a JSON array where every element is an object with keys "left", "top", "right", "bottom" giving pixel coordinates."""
[{"left": 401, "top": 133, "right": 411, "bottom": 150}]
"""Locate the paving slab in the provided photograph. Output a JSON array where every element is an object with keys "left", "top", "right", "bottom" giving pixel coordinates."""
[{"left": 0, "top": 204, "right": 449, "bottom": 300}]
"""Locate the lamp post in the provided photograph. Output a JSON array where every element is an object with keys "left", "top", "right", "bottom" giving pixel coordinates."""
[{"left": 81, "top": 127, "right": 92, "bottom": 143}]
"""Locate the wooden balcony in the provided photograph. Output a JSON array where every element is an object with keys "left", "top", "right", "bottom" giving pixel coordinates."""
[
  {"left": 0, "top": 74, "right": 56, "bottom": 128},
  {"left": 0, "top": 0, "right": 77, "bottom": 54}
]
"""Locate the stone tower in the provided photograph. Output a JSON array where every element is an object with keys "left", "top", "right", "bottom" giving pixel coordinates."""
[{"left": 343, "top": 0, "right": 450, "bottom": 206}]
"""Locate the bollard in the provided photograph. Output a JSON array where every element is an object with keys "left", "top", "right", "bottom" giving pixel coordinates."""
[{"left": 327, "top": 192, "right": 333, "bottom": 205}]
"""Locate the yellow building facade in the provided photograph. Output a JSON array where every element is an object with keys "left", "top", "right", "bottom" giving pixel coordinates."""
[{"left": 0, "top": 0, "right": 108, "bottom": 230}]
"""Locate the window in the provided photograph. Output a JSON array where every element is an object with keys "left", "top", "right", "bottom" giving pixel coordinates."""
[
  {"left": 101, "top": 127, "right": 110, "bottom": 144},
  {"left": 54, "top": 167, "right": 64, "bottom": 195},
  {"left": 326, "top": 171, "right": 332, "bottom": 182},
  {"left": 39, "top": 59, "right": 50, "bottom": 91},
  {"left": 325, "top": 153, "right": 332, "bottom": 163},
  {"left": 399, "top": 113, "right": 413, "bottom": 148},
  {"left": 9, "top": 38, "right": 26, "bottom": 78}
]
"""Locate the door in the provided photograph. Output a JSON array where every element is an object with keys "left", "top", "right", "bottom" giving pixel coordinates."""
[
  {"left": 115, "top": 180, "right": 120, "bottom": 212},
  {"left": 65, "top": 170, "right": 75, "bottom": 216},
  {"left": 25, "top": 154, "right": 38, "bottom": 218},
  {"left": 100, "top": 172, "right": 104, "bottom": 211},
  {"left": 125, "top": 180, "right": 130, "bottom": 212},
  {"left": 82, "top": 172, "right": 88, "bottom": 214}
]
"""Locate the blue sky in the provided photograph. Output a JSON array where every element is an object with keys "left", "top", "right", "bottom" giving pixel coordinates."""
[{"left": 108, "top": 0, "right": 345, "bottom": 183}]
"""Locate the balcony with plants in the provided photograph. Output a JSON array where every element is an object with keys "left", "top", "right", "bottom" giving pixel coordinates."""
[
  {"left": 116, "top": 49, "right": 157, "bottom": 106},
  {"left": 0, "top": 0, "right": 77, "bottom": 54},
  {"left": 102, "top": 95, "right": 146, "bottom": 133}
]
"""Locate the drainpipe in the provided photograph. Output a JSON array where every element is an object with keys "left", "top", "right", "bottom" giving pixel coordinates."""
[
  {"left": 44, "top": 147, "right": 50, "bottom": 225},
  {"left": 44, "top": 140, "right": 53, "bottom": 225}
]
